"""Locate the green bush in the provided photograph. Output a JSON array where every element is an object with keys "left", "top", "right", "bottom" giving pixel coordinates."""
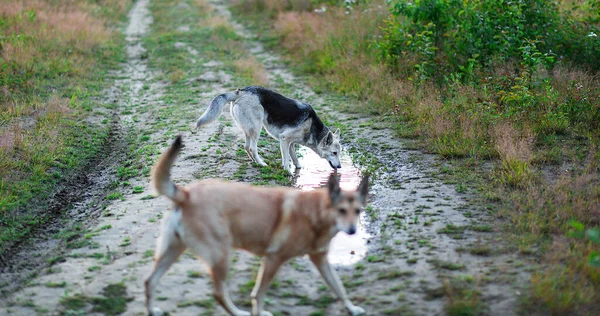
[{"left": 378, "top": 0, "right": 600, "bottom": 81}]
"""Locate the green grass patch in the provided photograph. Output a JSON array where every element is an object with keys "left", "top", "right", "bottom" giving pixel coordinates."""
[
  {"left": 0, "top": 0, "right": 130, "bottom": 256},
  {"left": 59, "top": 283, "right": 133, "bottom": 314},
  {"left": 132, "top": 186, "right": 144, "bottom": 194},
  {"left": 44, "top": 281, "right": 66, "bottom": 288},
  {"left": 187, "top": 270, "right": 203, "bottom": 279},
  {"left": 429, "top": 259, "right": 466, "bottom": 271},
  {"left": 376, "top": 270, "right": 415, "bottom": 280},
  {"left": 90, "top": 283, "right": 133, "bottom": 315}
]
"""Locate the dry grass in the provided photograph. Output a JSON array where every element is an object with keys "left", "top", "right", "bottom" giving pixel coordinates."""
[
  {"left": 557, "top": 0, "right": 600, "bottom": 21},
  {"left": 203, "top": 15, "right": 229, "bottom": 28},
  {"left": 235, "top": 0, "right": 312, "bottom": 17},
  {"left": 195, "top": 0, "right": 213, "bottom": 13},
  {"left": 443, "top": 281, "right": 482, "bottom": 316},
  {"left": 491, "top": 121, "right": 536, "bottom": 187},
  {"left": 0, "top": 96, "right": 73, "bottom": 197},
  {"left": 234, "top": 56, "right": 268, "bottom": 86},
  {"left": 1, "top": 0, "right": 117, "bottom": 165},
  {"left": 273, "top": 6, "right": 393, "bottom": 113},
  {"left": 1, "top": 1, "right": 111, "bottom": 71},
  {"left": 511, "top": 161, "right": 599, "bottom": 236},
  {"left": 492, "top": 122, "right": 535, "bottom": 164},
  {"left": 530, "top": 263, "right": 597, "bottom": 313},
  {"left": 510, "top": 151, "right": 600, "bottom": 312}
]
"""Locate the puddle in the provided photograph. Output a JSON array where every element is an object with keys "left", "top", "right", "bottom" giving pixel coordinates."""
[{"left": 294, "top": 147, "right": 370, "bottom": 265}]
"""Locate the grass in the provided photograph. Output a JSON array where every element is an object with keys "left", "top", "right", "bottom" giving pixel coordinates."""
[
  {"left": 90, "top": 283, "right": 133, "bottom": 315},
  {"left": 428, "top": 259, "right": 466, "bottom": 271},
  {"left": 143, "top": 250, "right": 154, "bottom": 258},
  {"left": 177, "top": 299, "right": 214, "bottom": 308},
  {"left": 58, "top": 282, "right": 132, "bottom": 315},
  {"left": 443, "top": 277, "right": 482, "bottom": 316},
  {"left": 187, "top": 270, "right": 203, "bottom": 279},
  {"left": 44, "top": 281, "right": 66, "bottom": 288},
  {"left": 119, "top": 237, "right": 131, "bottom": 247},
  {"left": 59, "top": 294, "right": 87, "bottom": 311},
  {"left": 295, "top": 295, "right": 336, "bottom": 308},
  {"left": 366, "top": 255, "right": 384, "bottom": 263},
  {"left": 376, "top": 270, "right": 416, "bottom": 280},
  {"left": 0, "top": 0, "right": 130, "bottom": 255}
]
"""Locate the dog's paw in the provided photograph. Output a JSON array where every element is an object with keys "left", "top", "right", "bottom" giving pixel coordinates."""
[
  {"left": 233, "top": 311, "right": 251, "bottom": 316},
  {"left": 149, "top": 307, "right": 164, "bottom": 316},
  {"left": 347, "top": 305, "right": 365, "bottom": 316},
  {"left": 260, "top": 311, "right": 273, "bottom": 316}
]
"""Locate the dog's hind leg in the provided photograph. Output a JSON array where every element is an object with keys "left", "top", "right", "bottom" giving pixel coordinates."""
[
  {"left": 244, "top": 132, "right": 267, "bottom": 167},
  {"left": 231, "top": 102, "right": 267, "bottom": 167},
  {"left": 209, "top": 253, "right": 251, "bottom": 316},
  {"left": 251, "top": 256, "right": 284, "bottom": 316},
  {"left": 309, "top": 252, "right": 365, "bottom": 316},
  {"left": 145, "top": 229, "right": 186, "bottom": 316}
]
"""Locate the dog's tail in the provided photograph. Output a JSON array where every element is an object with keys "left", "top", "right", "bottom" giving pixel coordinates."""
[
  {"left": 195, "top": 89, "right": 241, "bottom": 128},
  {"left": 152, "top": 135, "right": 188, "bottom": 204}
]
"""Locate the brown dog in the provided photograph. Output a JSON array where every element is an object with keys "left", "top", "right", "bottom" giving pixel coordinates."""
[{"left": 145, "top": 136, "right": 368, "bottom": 316}]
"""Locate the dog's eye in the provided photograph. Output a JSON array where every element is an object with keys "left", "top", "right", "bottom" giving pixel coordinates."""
[
  {"left": 339, "top": 208, "right": 347, "bottom": 215},
  {"left": 333, "top": 151, "right": 338, "bottom": 156},
  {"left": 355, "top": 209, "right": 361, "bottom": 215}
]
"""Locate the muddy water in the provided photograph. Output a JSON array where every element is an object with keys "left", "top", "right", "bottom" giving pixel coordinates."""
[{"left": 294, "top": 147, "right": 370, "bottom": 265}]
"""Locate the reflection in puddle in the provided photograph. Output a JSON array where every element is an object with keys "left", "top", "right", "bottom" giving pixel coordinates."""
[{"left": 294, "top": 147, "right": 370, "bottom": 265}]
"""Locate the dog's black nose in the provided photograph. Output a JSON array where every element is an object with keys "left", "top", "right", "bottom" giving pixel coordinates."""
[{"left": 347, "top": 226, "right": 356, "bottom": 235}]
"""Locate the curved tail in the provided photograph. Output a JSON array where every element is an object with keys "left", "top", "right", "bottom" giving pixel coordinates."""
[
  {"left": 195, "top": 90, "right": 241, "bottom": 128},
  {"left": 152, "top": 135, "right": 188, "bottom": 204}
]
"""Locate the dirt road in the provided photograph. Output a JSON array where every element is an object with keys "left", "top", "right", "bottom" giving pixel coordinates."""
[{"left": 0, "top": 0, "right": 526, "bottom": 315}]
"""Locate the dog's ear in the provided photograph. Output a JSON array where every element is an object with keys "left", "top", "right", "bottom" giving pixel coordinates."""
[
  {"left": 357, "top": 174, "right": 369, "bottom": 205},
  {"left": 327, "top": 173, "right": 341, "bottom": 204},
  {"left": 325, "top": 131, "right": 334, "bottom": 146},
  {"left": 333, "top": 128, "right": 340, "bottom": 138}
]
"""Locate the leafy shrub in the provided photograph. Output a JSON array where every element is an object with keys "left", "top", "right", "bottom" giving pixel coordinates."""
[{"left": 378, "top": 0, "right": 600, "bottom": 81}]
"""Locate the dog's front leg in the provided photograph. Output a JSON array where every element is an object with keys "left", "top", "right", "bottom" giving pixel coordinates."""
[
  {"left": 309, "top": 252, "right": 365, "bottom": 316},
  {"left": 251, "top": 256, "right": 284, "bottom": 316},
  {"left": 279, "top": 139, "right": 292, "bottom": 171},
  {"left": 289, "top": 144, "right": 301, "bottom": 169}
]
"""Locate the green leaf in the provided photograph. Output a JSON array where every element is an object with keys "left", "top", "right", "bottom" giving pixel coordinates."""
[
  {"left": 586, "top": 228, "right": 600, "bottom": 244},
  {"left": 568, "top": 220, "right": 585, "bottom": 231},
  {"left": 589, "top": 252, "right": 600, "bottom": 268}
]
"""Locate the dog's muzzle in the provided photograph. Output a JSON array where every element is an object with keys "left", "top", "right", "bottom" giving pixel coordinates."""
[
  {"left": 346, "top": 225, "right": 357, "bottom": 235},
  {"left": 328, "top": 160, "right": 341, "bottom": 169}
]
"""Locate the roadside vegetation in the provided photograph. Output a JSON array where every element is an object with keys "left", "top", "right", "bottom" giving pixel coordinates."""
[
  {"left": 0, "top": 0, "right": 131, "bottom": 254},
  {"left": 231, "top": 0, "right": 600, "bottom": 313}
]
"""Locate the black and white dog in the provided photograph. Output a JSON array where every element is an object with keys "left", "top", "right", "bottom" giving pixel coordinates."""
[{"left": 196, "top": 86, "right": 341, "bottom": 170}]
